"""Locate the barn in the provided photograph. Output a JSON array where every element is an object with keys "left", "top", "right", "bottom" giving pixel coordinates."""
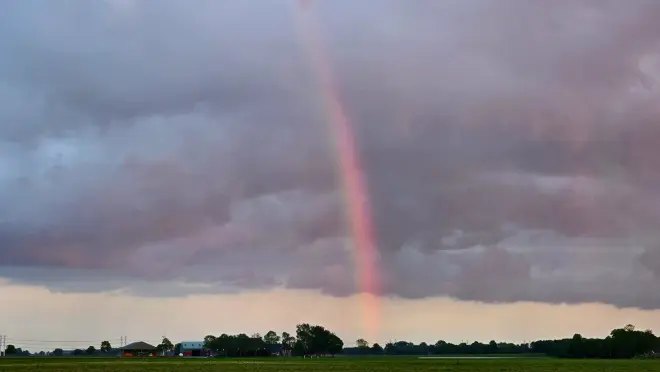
[
  {"left": 179, "top": 341, "right": 207, "bottom": 357},
  {"left": 121, "top": 341, "right": 157, "bottom": 357}
]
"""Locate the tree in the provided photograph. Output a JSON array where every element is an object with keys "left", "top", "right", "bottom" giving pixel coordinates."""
[
  {"left": 73, "top": 349, "right": 84, "bottom": 356},
  {"left": 608, "top": 324, "right": 658, "bottom": 358},
  {"left": 281, "top": 332, "right": 295, "bottom": 351},
  {"left": 295, "top": 323, "right": 343, "bottom": 355},
  {"left": 157, "top": 337, "right": 174, "bottom": 354},
  {"left": 5, "top": 344, "right": 16, "bottom": 355},
  {"left": 100, "top": 340, "right": 112, "bottom": 352},
  {"left": 295, "top": 324, "right": 314, "bottom": 354},
  {"left": 356, "top": 338, "right": 369, "bottom": 348},
  {"left": 371, "top": 343, "right": 384, "bottom": 353},
  {"left": 198, "top": 333, "right": 273, "bottom": 357},
  {"left": 205, "top": 334, "right": 231, "bottom": 355},
  {"left": 263, "top": 330, "right": 281, "bottom": 345},
  {"left": 328, "top": 333, "right": 344, "bottom": 356},
  {"left": 567, "top": 334, "right": 584, "bottom": 358},
  {"left": 86, "top": 346, "right": 96, "bottom": 355},
  {"left": 52, "top": 348, "right": 64, "bottom": 357},
  {"left": 203, "top": 335, "right": 216, "bottom": 350}
]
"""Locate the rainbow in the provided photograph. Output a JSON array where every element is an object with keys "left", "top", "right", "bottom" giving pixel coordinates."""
[{"left": 294, "top": 0, "right": 381, "bottom": 340}]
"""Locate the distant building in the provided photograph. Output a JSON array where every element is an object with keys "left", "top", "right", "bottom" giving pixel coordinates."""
[
  {"left": 61, "top": 349, "right": 85, "bottom": 356},
  {"left": 268, "top": 344, "right": 282, "bottom": 355},
  {"left": 121, "top": 341, "right": 157, "bottom": 357},
  {"left": 179, "top": 341, "right": 207, "bottom": 357},
  {"left": 267, "top": 344, "right": 291, "bottom": 356}
]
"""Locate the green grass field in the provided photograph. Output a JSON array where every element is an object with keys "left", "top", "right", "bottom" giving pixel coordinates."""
[{"left": 1, "top": 357, "right": 660, "bottom": 371}]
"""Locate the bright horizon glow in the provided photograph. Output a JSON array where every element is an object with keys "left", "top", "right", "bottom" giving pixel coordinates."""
[{"left": 1, "top": 281, "right": 659, "bottom": 351}]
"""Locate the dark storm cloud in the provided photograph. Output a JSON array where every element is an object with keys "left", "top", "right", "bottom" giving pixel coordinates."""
[{"left": 2, "top": 0, "right": 660, "bottom": 308}]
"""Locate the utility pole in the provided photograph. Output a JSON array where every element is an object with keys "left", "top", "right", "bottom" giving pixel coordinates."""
[{"left": 119, "top": 336, "right": 126, "bottom": 358}]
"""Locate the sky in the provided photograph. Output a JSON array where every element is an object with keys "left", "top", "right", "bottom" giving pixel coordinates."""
[{"left": 2, "top": 0, "right": 660, "bottom": 350}]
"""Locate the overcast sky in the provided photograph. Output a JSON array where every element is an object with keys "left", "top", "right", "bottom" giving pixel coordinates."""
[{"left": 2, "top": 0, "right": 660, "bottom": 348}]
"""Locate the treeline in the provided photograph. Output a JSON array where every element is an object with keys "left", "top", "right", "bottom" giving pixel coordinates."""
[
  {"left": 200, "top": 323, "right": 659, "bottom": 359},
  {"left": 533, "top": 325, "right": 658, "bottom": 358},
  {"left": 4, "top": 340, "right": 116, "bottom": 357},
  {"left": 351, "top": 324, "right": 659, "bottom": 359},
  {"left": 344, "top": 339, "right": 529, "bottom": 356},
  {"left": 202, "top": 323, "right": 343, "bottom": 357},
  {"left": 5, "top": 324, "right": 660, "bottom": 359}
]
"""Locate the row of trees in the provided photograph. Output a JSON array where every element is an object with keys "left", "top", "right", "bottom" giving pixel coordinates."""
[
  {"left": 4, "top": 340, "right": 114, "bottom": 357},
  {"left": 4, "top": 324, "right": 659, "bottom": 359},
  {"left": 532, "top": 325, "right": 659, "bottom": 358},
  {"left": 201, "top": 324, "right": 660, "bottom": 359},
  {"left": 202, "top": 324, "right": 343, "bottom": 356},
  {"left": 342, "top": 339, "right": 528, "bottom": 356},
  {"left": 346, "top": 325, "right": 660, "bottom": 359}
]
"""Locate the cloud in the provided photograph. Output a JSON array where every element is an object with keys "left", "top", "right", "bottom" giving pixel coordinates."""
[{"left": 2, "top": 0, "right": 660, "bottom": 308}]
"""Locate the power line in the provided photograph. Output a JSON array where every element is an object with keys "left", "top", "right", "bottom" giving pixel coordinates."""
[
  {"left": 4, "top": 336, "right": 165, "bottom": 351},
  {"left": 10, "top": 338, "right": 123, "bottom": 343},
  {"left": 8, "top": 342, "right": 118, "bottom": 347},
  {"left": 3, "top": 337, "right": 135, "bottom": 352}
]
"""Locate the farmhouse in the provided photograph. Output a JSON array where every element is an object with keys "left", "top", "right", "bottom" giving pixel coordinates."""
[
  {"left": 121, "top": 341, "right": 157, "bottom": 357},
  {"left": 179, "top": 341, "right": 207, "bottom": 357}
]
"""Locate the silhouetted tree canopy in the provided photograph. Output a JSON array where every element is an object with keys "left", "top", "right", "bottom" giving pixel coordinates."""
[
  {"left": 5, "top": 323, "right": 659, "bottom": 359},
  {"left": 4, "top": 345, "right": 17, "bottom": 355},
  {"left": 363, "top": 324, "right": 658, "bottom": 359}
]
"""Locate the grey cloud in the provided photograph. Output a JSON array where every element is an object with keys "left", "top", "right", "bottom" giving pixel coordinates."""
[{"left": 2, "top": 0, "right": 660, "bottom": 308}]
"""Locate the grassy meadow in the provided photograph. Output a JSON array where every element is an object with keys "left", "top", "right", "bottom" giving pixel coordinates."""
[{"left": 1, "top": 357, "right": 660, "bottom": 372}]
